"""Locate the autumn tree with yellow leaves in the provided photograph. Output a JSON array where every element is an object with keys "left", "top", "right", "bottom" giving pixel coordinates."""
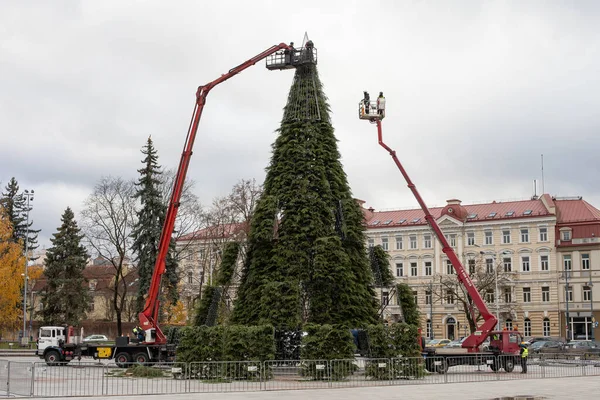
[{"left": 0, "top": 206, "right": 25, "bottom": 333}]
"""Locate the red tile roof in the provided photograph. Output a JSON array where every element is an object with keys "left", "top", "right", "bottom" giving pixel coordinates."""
[
  {"left": 554, "top": 199, "right": 600, "bottom": 223},
  {"left": 365, "top": 197, "right": 553, "bottom": 228},
  {"left": 177, "top": 222, "right": 248, "bottom": 242}
]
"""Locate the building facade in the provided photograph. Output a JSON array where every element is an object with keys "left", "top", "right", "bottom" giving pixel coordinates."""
[{"left": 363, "top": 194, "right": 600, "bottom": 341}]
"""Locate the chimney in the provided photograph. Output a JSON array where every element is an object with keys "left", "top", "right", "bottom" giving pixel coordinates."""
[{"left": 446, "top": 199, "right": 462, "bottom": 206}]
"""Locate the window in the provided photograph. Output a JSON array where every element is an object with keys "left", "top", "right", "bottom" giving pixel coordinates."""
[
  {"left": 410, "top": 235, "right": 417, "bottom": 249},
  {"left": 371, "top": 220, "right": 380, "bottom": 226},
  {"left": 543, "top": 318, "right": 551, "bottom": 336},
  {"left": 582, "top": 254, "right": 590, "bottom": 270},
  {"left": 396, "top": 263, "right": 403, "bottom": 277},
  {"left": 505, "top": 319, "right": 513, "bottom": 330},
  {"left": 423, "top": 234, "right": 432, "bottom": 249},
  {"left": 413, "top": 290, "right": 418, "bottom": 305},
  {"left": 468, "top": 259, "right": 476, "bottom": 275},
  {"left": 411, "top": 262, "right": 418, "bottom": 277},
  {"left": 425, "top": 290, "right": 432, "bottom": 305},
  {"left": 467, "top": 213, "right": 477, "bottom": 219},
  {"left": 187, "top": 271, "right": 193, "bottom": 284},
  {"left": 540, "top": 255, "right": 549, "bottom": 271},
  {"left": 381, "top": 237, "right": 389, "bottom": 251},
  {"left": 424, "top": 261, "right": 432, "bottom": 276},
  {"left": 446, "top": 290, "right": 455, "bottom": 304},
  {"left": 445, "top": 234, "right": 457, "bottom": 247},
  {"left": 488, "top": 212, "right": 497, "bottom": 218},
  {"left": 396, "top": 236, "right": 403, "bottom": 250},
  {"left": 563, "top": 255, "right": 572, "bottom": 271},
  {"left": 383, "top": 220, "right": 392, "bottom": 225},
  {"left": 523, "top": 209, "right": 533, "bottom": 216},
  {"left": 562, "top": 230, "right": 571, "bottom": 241},
  {"left": 485, "top": 230, "right": 493, "bottom": 245},
  {"left": 446, "top": 260, "right": 454, "bottom": 275},
  {"left": 521, "top": 256, "right": 530, "bottom": 272},
  {"left": 412, "top": 218, "right": 421, "bottom": 223},
  {"left": 523, "top": 287, "right": 531, "bottom": 303},
  {"left": 542, "top": 286, "right": 550, "bottom": 302},
  {"left": 566, "top": 286, "right": 573, "bottom": 302},
  {"left": 467, "top": 232, "right": 475, "bottom": 246},
  {"left": 504, "top": 288, "right": 512, "bottom": 303},
  {"left": 520, "top": 228, "right": 529, "bottom": 243},
  {"left": 485, "top": 289, "right": 495, "bottom": 303},
  {"left": 486, "top": 258, "right": 494, "bottom": 273},
  {"left": 368, "top": 238, "right": 374, "bottom": 248},
  {"left": 398, "top": 219, "right": 406, "bottom": 224},
  {"left": 186, "top": 250, "right": 194, "bottom": 260},
  {"left": 382, "top": 291, "right": 389, "bottom": 305},
  {"left": 584, "top": 286, "right": 591, "bottom": 302},
  {"left": 426, "top": 320, "right": 432, "bottom": 339},
  {"left": 502, "top": 229, "right": 511, "bottom": 244},
  {"left": 89, "top": 299, "right": 95, "bottom": 311},
  {"left": 524, "top": 318, "right": 531, "bottom": 336},
  {"left": 539, "top": 226, "right": 548, "bottom": 242},
  {"left": 503, "top": 257, "right": 512, "bottom": 272},
  {"left": 506, "top": 211, "right": 515, "bottom": 217}
]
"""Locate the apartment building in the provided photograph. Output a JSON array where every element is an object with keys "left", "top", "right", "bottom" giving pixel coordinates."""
[{"left": 363, "top": 194, "right": 600, "bottom": 341}]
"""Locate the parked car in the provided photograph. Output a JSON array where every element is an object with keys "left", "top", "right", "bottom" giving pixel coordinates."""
[
  {"left": 564, "top": 340, "right": 600, "bottom": 353},
  {"left": 446, "top": 337, "right": 466, "bottom": 348},
  {"left": 529, "top": 340, "right": 564, "bottom": 353},
  {"left": 524, "top": 336, "right": 565, "bottom": 346},
  {"left": 425, "top": 339, "right": 451, "bottom": 348},
  {"left": 83, "top": 334, "right": 109, "bottom": 342}
]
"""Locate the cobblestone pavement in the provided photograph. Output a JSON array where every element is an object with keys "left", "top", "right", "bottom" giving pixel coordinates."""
[{"left": 30, "top": 375, "right": 599, "bottom": 400}]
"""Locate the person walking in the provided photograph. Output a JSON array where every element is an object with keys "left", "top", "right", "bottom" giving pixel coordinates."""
[{"left": 520, "top": 343, "right": 529, "bottom": 373}]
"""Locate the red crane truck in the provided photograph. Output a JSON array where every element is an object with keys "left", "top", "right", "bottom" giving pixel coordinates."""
[
  {"left": 359, "top": 94, "right": 523, "bottom": 374},
  {"left": 36, "top": 41, "right": 317, "bottom": 367}
]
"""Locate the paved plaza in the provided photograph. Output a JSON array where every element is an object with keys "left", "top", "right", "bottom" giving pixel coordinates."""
[{"left": 27, "top": 375, "right": 598, "bottom": 400}]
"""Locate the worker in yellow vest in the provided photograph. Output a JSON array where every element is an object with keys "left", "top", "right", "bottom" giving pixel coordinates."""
[{"left": 520, "top": 343, "right": 529, "bottom": 373}]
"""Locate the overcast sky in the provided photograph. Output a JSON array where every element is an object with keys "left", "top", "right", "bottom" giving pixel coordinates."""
[{"left": 1, "top": 1, "right": 599, "bottom": 249}]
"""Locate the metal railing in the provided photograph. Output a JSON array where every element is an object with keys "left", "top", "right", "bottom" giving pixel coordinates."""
[{"left": 0, "top": 353, "right": 598, "bottom": 397}]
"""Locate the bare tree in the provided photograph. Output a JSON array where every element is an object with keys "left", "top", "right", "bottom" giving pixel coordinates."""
[
  {"left": 81, "top": 176, "right": 136, "bottom": 336},
  {"left": 432, "top": 255, "right": 520, "bottom": 334}
]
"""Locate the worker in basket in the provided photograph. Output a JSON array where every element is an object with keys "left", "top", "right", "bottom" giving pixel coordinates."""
[{"left": 132, "top": 326, "right": 144, "bottom": 342}]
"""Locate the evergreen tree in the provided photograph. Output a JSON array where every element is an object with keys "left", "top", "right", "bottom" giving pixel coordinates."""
[
  {"left": 131, "top": 137, "right": 178, "bottom": 316},
  {"left": 369, "top": 245, "right": 395, "bottom": 287},
  {"left": 0, "top": 177, "right": 39, "bottom": 253},
  {"left": 41, "top": 207, "right": 90, "bottom": 325},
  {"left": 232, "top": 46, "right": 378, "bottom": 328}
]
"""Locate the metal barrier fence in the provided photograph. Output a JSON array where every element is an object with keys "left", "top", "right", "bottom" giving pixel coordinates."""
[{"left": 1, "top": 353, "right": 599, "bottom": 397}]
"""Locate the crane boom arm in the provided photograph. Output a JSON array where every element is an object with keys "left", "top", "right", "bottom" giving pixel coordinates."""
[
  {"left": 374, "top": 120, "right": 497, "bottom": 350},
  {"left": 139, "top": 43, "right": 291, "bottom": 344}
]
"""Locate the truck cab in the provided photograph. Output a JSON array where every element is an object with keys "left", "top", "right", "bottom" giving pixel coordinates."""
[{"left": 36, "top": 326, "right": 67, "bottom": 353}]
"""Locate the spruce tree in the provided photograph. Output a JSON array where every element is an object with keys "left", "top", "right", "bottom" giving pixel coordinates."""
[
  {"left": 369, "top": 245, "right": 395, "bottom": 287},
  {"left": 41, "top": 207, "right": 90, "bottom": 325},
  {"left": 131, "top": 137, "right": 178, "bottom": 315},
  {"left": 0, "top": 177, "right": 39, "bottom": 253},
  {"left": 232, "top": 46, "right": 378, "bottom": 328}
]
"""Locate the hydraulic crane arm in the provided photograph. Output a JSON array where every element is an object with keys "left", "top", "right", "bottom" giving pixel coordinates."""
[
  {"left": 370, "top": 117, "right": 497, "bottom": 351},
  {"left": 139, "top": 42, "right": 292, "bottom": 344}
]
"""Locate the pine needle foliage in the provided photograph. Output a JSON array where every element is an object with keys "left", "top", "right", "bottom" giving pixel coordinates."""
[{"left": 232, "top": 52, "right": 378, "bottom": 329}]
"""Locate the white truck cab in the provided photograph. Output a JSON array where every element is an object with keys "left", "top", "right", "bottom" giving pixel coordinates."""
[{"left": 37, "top": 326, "right": 67, "bottom": 352}]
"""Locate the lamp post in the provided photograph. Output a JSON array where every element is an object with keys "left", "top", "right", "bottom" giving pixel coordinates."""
[
  {"left": 565, "top": 266, "right": 571, "bottom": 342},
  {"left": 589, "top": 280, "right": 594, "bottom": 341},
  {"left": 22, "top": 189, "right": 34, "bottom": 345},
  {"left": 428, "top": 281, "right": 434, "bottom": 340}
]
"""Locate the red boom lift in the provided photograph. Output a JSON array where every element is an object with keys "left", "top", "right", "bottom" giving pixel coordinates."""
[
  {"left": 359, "top": 93, "right": 523, "bottom": 373},
  {"left": 139, "top": 41, "right": 317, "bottom": 346}
]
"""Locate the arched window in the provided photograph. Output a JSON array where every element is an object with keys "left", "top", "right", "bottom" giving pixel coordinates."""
[
  {"left": 524, "top": 318, "right": 531, "bottom": 336},
  {"left": 543, "top": 317, "right": 551, "bottom": 337}
]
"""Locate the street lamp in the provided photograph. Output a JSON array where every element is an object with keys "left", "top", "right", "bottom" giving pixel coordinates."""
[
  {"left": 588, "top": 280, "right": 594, "bottom": 341},
  {"left": 22, "top": 189, "right": 34, "bottom": 345},
  {"left": 428, "top": 280, "right": 434, "bottom": 340}
]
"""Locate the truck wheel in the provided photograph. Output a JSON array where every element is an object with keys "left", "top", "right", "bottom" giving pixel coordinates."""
[
  {"left": 44, "top": 350, "right": 61, "bottom": 366},
  {"left": 503, "top": 358, "right": 515, "bottom": 373},
  {"left": 115, "top": 352, "right": 132, "bottom": 368},
  {"left": 133, "top": 352, "right": 150, "bottom": 366},
  {"left": 436, "top": 359, "right": 448, "bottom": 374},
  {"left": 489, "top": 360, "right": 499, "bottom": 372}
]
